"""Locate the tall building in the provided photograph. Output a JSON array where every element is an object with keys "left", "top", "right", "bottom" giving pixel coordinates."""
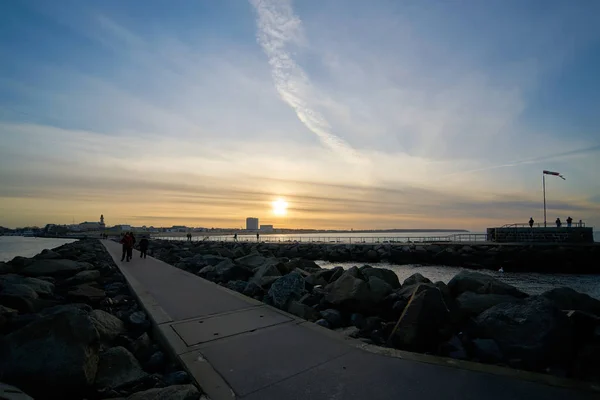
[{"left": 246, "top": 217, "right": 259, "bottom": 230}]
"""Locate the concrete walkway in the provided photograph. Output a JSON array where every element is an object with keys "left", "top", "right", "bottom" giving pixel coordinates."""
[{"left": 102, "top": 240, "right": 597, "bottom": 400}]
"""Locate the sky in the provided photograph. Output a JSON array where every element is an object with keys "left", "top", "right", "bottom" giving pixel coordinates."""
[{"left": 1, "top": 0, "right": 599, "bottom": 231}]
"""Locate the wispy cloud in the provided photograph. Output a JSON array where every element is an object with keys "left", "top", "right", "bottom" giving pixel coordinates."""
[{"left": 249, "top": 0, "right": 363, "bottom": 163}]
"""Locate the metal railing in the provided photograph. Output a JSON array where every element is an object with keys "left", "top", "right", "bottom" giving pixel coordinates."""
[
  {"left": 154, "top": 233, "right": 490, "bottom": 244},
  {"left": 501, "top": 221, "right": 586, "bottom": 228}
]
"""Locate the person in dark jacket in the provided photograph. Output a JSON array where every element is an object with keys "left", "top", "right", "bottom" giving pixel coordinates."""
[
  {"left": 139, "top": 236, "right": 149, "bottom": 259},
  {"left": 120, "top": 233, "right": 133, "bottom": 262},
  {"left": 128, "top": 232, "right": 136, "bottom": 260}
]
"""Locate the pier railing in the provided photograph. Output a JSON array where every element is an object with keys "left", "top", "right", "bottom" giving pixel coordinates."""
[
  {"left": 501, "top": 221, "right": 587, "bottom": 228},
  {"left": 154, "top": 233, "right": 489, "bottom": 244}
]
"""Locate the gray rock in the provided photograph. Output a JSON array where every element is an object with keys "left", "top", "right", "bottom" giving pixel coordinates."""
[
  {"left": 0, "top": 283, "right": 38, "bottom": 300},
  {"left": 243, "top": 281, "right": 264, "bottom": 298},
  {"left": 287, "top": 301, "right": 319, "bottom": 321},
  {"left": 35, "top": 250, "right": 61, "bottom": 260},
  {"left": 319, "top": 309, "right": 343, "bottom": 328},
  {"left": 325, "top": 271, "right": 371, "bottom": 306},
  {"left": 389, "top": 285, "right": 450, "bottom": 351},
  {"left": 472, "top": 338, "right": 503, "bottom": 363},
  {"left": 475, "top": 296, "right": 571, "bottom": 367},
  {"left": 202, "top": 254, "right": 229, "bottom": 266},
  {"left": 0, "top": 274, "right": 55, "bottom": 297},
  {"left": 448, "top": 271, "right": 528, "bottom": 298},
  {"left": 266, "top": 272, "right": 306, "bottom": 309},
  {"left": 235, "top": 253, "right": 267, "bottom": 269},
  {"left": 39, "top": 303, "right": 92, "bottom": 317},
  {"left": 251, "top": 262, "right": 282, "bottom": 286},
  {"left": 125, "top": 384, "right": 201, "bottom": 400},
  {"left": 0, "top": 309, "right": 99, "bottom": 397},
  {"left": 0, "top": 382, "right": 34, "bottom": 400},
  {"left": 144, "top": 350, "right": 166, "bottom": 373},
  {"left": 226, "top": 280, "right": 248, "bottom": 293},
  {"left": 440, "top": 336, "right": 467, "bottom": 360},
  {"left": 541, "top": 287, "right": 600, "bottom": 316},
  {"left": 361, "top": 267, "right": 400, "bottom": 289},
  {"left": 367, "top": 276, "right": 393, "bottom": 303},
  {"left": 284, "top": 259, "right": 321, "bottom": 273},
  {"left": 66, "top": 270, "right": 101, "bottom": 285},
  {"left": 0, "top": 305, "right": 18, "bottom": 318},
  {"left": 131, "top": 332, "right": 154, "bottom": 363},
  {"left": 163, "top": 371, "right": 190, "bottom": 386},
  {"left": 202, "top": 259, "right": 251, "bottom": 283},
  {"left": 21, "top": 259, "right": 92, "bottom": 277},
  {"left": 315, "top": 319, "right": 330, "bottom": 329},
  {"left": 8, "top": 256, "right": 34, "bottom": 269},
  {"left": 129, "top": 311, "right": 148, "bottom": 326},
  {"left": 402, "top": 273, "right": 431, "bottom": 287},
  {"left": 95, "top": 346, "right": 148, "bottom": 389},
  {"left": 0, "top": 262, "right": 15, "bottom": 274},
  {"left": 90, "top": 309, "right": 126, "bottom": 345},
  {"left": 68, "top": 284, "right": 106, "bottom": 304},
  {"left": 456, "top": 292, "right": 523, "bottom": 317}
]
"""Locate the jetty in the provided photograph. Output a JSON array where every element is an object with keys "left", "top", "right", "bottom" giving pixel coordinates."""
[{"left": 102, "top": 240, "right": 598, "bottom": 399}]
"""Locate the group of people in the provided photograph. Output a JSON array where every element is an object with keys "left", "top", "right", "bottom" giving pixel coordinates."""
[
  {"left": 528, "top": 216, "right": 578, "bottom": 228},
  {"left": 120, "top": 232, "right": 150, "bottom": 262}
]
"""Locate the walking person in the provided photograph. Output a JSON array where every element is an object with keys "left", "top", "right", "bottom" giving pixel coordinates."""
[
  {"left": 555, "top": 218, "right": 562, "bottom": 228},
  {"left": 139, "top": 236, "right": 149, "bottom": 259},
  {"left": 120, "top": 232, "right": 133, "bottom": 262},
  {"left": 528, "top": 217, "right": 534, "bottom": 228},
  {"left": 566, "top": 216, "right": 573, "bottom": 228},
  {"left": 234, "top": 233, "right": 238, "bottom": 242},
  {"left": 128, "top": 232, "right": 136, "bottom": 261},
  {"left": 256, "top": 233, "right": 260, "bottom": 242}
]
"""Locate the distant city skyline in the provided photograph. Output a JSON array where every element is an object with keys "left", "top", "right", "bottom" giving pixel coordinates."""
[{"left": 1, "top": 0, "right": 599, "bottom": 231}]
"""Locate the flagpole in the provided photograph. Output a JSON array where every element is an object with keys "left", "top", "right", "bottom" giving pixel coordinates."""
[{"left": 543, "top": 172, "right": 547, "bottom": 227}]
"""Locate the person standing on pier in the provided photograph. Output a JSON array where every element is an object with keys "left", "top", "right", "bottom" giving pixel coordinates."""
[
  {"left": 234, "top": 233, "right": 238, "bottom": 242},
  {"left": 555, "top": 218, "right": 562, "bottom": 228},
  {"left": 566, "top": 216, "right": 573, "bottom": 227},
  {"left": 256, "top": 233, "right": 260, "bottom": 242},
  {"left": 529, "top": 217, "right": 534, "bottom": 228},
  {"left": 139, "top": 236, "right": 149, "bottom": 259},
  {"left": 120, "top": 233, "right": 133, "bottom": 262},
  {"left": 128, "top": 232, "right": 136, "bottom": 260}
]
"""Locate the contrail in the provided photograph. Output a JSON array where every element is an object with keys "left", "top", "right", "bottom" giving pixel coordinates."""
[
  {"left": 447, "top": 143, "right": 600, "bottom": 177},
  {"left": 249, "top": 0, "right": 363, "bottom": 163}
]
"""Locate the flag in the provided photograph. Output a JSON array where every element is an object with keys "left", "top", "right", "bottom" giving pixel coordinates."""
[{"left": 543, "top": 170, "right": 565, "bottom": 180}]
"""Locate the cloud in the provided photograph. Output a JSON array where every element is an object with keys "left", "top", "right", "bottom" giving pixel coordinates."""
[{"left": 249, "top": 0, "right": 363, "bottom": 164}]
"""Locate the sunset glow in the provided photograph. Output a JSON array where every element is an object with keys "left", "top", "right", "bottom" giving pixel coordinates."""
[{"left": 272, "top": 199, "right": 289, "bottom": 217}]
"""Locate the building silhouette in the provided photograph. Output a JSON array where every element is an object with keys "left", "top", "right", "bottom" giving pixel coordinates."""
[{"left": 246, "top": 217, "right": 259, "bottom": 231}]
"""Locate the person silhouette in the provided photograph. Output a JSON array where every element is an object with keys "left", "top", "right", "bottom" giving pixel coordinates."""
[
  {"left": 566, "top": 216, "right": 573, "bottom": 228},
  {"left": 555, "top": 218, "right": 562, "bottom": 228},
  {"left": 528, "top": 217, "right": 534, "bottom": 228}
]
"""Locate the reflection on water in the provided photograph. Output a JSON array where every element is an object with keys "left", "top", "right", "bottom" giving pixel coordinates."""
[{"left": 317, "top": 261, "right": 600, "bottom": 300}]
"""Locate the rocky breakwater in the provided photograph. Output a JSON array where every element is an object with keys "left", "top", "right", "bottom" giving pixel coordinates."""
[
  {"left": 153, "top": 240, "right": 599, "bottom": 273},
  {"left": 152, "top": 240, "right": 600, "bottom": 385},
  {"left": 0, "top": 240, "right": 203, "bottom": 400}
]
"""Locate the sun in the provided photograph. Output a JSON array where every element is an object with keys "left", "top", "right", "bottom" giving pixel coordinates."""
[{"left": 272, "top": 198, "right": 289, "bottom": 216}]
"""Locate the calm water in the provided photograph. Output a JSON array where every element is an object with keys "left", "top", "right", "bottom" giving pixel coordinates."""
[
  {"left": 0, "top": 236, "right": 77, "bottom": 262},
  {"left": 317, "top": 261, "right": 600, "bottom": 300}
]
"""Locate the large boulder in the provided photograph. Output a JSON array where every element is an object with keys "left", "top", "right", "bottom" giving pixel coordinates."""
[
  {"left": 90, "top": 309, "right": 126, "bottom": 346},
  {"left": 0, "top": 382, "right": 34, "bottom": 400},
  {"left": 0, "top": 283, "right": 38, "bottom": 300},
  {"left": 284, "top": 259, "right": 321, "bottom": 273},
  {"left": 0, "top": 309, "right": 100, "bottom": 398},
  {"left": 448, "top": 271, "right": 527, "bottom": 298},
  {"left": 361, "top": 267, "right": 400, "bottom": 289},
  {"left": 251, "top": 262, "right": 282, "bottom": 286},
  {"left": 95, "top": 346, "right": 147, "bottom": 389},
  {"left": 35, "top": 249, "right": 61, "bottom": 260},
  {"left": 325, "top": 271, "right": 371, "bottom": 307},
  {"left": 125, "top": 384, "right": 201, "bottom": 400},
  {"left": 266, "top": 272, "right": 306, "bottom": 309},
  {"left": 389, "top": 285, "right": 450, "bottom": 351},
  {"left": 67, "top": 284, "right": 106, "bottom": 304},
  {"left": 287, "top": 301, "right": 319, "bottom": 321},
  {"left": 66, "top": 270, "right": 102, "bottom": 286},
  {"left": 0, "top": 262, "right": 14, "bottom": 274},
  {"left": 235, "top": 254, "right": 267, "bottom": 269},
  {"left": 541, "top": 287, "right": 600, "bottom": 316},
  {"left": 21, "top": 259, "right": 92, "bottom": 278},
  {"left": 367, "top": 276, "right": 393, "bottom": 303},
  {"left": 475, "top": 296, "right": 572, "bottom": 368},
  {"left": 0, "top": 274, "right": 54, "bottom": 297},
  {"left": 456, "top": 292, "right": 523, "bottom": 317},
  {"left": 403, "top": 273, "right": 431, "bottom": 287}
]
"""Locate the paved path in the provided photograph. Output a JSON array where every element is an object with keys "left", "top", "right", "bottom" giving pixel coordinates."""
[{"left": 102, "top": 240, "right": 597, "bottom": 400}]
